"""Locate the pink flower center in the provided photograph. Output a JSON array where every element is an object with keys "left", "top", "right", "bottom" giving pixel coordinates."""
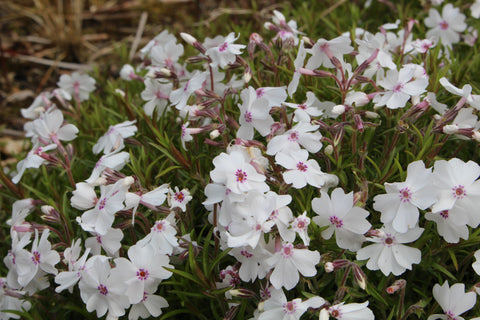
[
  {"left": 97, "top": 284, "right": 108, "bottom": 296},
  {"left": 235, "top": 169, "right": 248, "bottom": 183},
  {"left": 32, "top": 251, "right": 41, "bottom": 265},
  {"left": 256, "top": 88, "right": 265, "bottom": 98},
  {"left": 330, "top": 308, "right": 341, "bottom": 318},
  {"left": 241, "top": 250, "right": 253, "bottom": 258},
  {"left": 329, "top": 216, "right": 343, "bottom": 228},
  {"left": 244, "top": 111, "right": 253, "bottom": 123},
  {"left": 298, "top": 103, "right": 307, "bottom": 110},
  {"left": 452, "top": 185, "right": 466, "bottom": 199},
  {"left": 398, "top": 187, "right": 412, "bottom": 203},
  {"left": 96, "top": 235, "right": 102, "bottom": 244},
  {"left": 137, "top": 268, "right": 149, "bottom": 281},
  {"left": 288, "top": 131, "right": 299, "bottom": 142},
  {"left": 98, "top": 198, "right": 107, "bottom": 210},
  {"left": 219, "top": 42, "right": 228, "bottom": 52},
  {"left": 383, "top": 235, "right": 395, "bottom": 246},
  {"left": 440, "top": 20, "right": 449, "bottom": 30},
  {"left": 281, "top": 244, "right": 294, "bottom": 258},
  {"left": 440, "top": 210, "right": 449, "bottom": 219},
  {"left": 175, "top": 191, "right": 185, "bottom": 202},
  {"left": 296, "top": 162, "right": 308, "bottom": 172},
  {"left": 283, "top": 301, "right": 297, "bottom": 315},
  {"left": 142, "top": 292, "right": 149, "bottom": 302},
  {"left": 393, "top": 83, "right": 404, "bottom": 93},
  {"left": 184, "top": 81, "right": 189, "bottom": 92},
  {"left": 154, "top": 221, "right": 165, "bottom": 232}
]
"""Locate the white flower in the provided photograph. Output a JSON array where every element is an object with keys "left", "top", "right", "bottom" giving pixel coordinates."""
[
  {"left": 288, "top": 40, "right": 307, "bottom": 96},
  {"left": 92, "top": 120, "right": 137, "bottom": 155},
  {"left": 12, "top": 144, "right": 57, "bottom": 184},
  {"left": 326, "top": 301, "right": 374, "bottom": 320},
  {"left": 306, "top": 36, "right": 353, "bottom": 69},
  {"left": 168, "top": 186, "right": 192, "bottom": 212},
  {"left": 265, "top": 242, "right": 320, "bottom": 290},
  {"left": 291, "top": 211, "right": 311, "bottom": 245},
  {"left": 425, "top": 209, "right": 470, "bottom": 243},
  {"left": 71, "top": 182, "right": 97, "bottom": 210},
  {"left": 141, "top": 79, "right": 173, "bottom": 118},
  {"left": 237, "top": 87, "right": 274, "bottom": 140},
  {"left": 206, "top": 32, "right": 246, "bottom": 68},
  {"left": 374, "top": 64, "right": 429, "bottom": 109},
  {"left": 275, "top": 149, "right": 325, "bottom": 189},
  {"left": 266, "top": 122, "right": 323, "bottom": 156},
  {"left": 472, "top": 249, "right": 480, "bottom": 276},
  {"left": 57, "top": 72, "right": 96, "bottom": 102},
  {"left": 85, "top": 228, "right": 123, "bottom": 257},
  {"left": 373, "top": 160, "right": 437, "bottom": 233},
  {"left": 427, "top": 281, "right": 476, "bottom": 320},
  {"left": 55, "top": 243, "right": 90, "bottom": 293},
  {"left": 128, "top": 289, "right": 169, "bottom": 320},
  {"left": 169, "top": 71, "right": 206, "bottom": 111},
  {"left": 425, "top": 3, "right": 467, "bottom": 48},
  {"left": 258, "top": 288, "right": 324, "bottom": 320},
  {"left": 356, "top": 224, "right": 423, "bottom": 276},
  {"left": 284, "top": 92, "right": 323, "bottom": 122},
  {"left": 32, "top": 108, "right": 79, "bottom": 143},
  {"left": 312, "top": 188, "right": 371, "bottom": 252},
  {"left": 137, "top": 217, "right": 179, "bottom": 255},
  {"left": 230, "top": 237, "right": 273, "bottom": 282},
  {"left": 85, "top": 150, "right": 130, "bottom": 184}
]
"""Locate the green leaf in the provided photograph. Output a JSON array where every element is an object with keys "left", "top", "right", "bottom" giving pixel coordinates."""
[{"left": 432, "top": 262, "right": 457, "bottom": 281}]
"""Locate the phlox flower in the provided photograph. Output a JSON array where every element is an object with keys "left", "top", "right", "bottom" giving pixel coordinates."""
[
  {"left": 284, "top": 92, "right": 323, "bottom": 122},
  {"left": 439, "top": 77, "right": 480, "bottom": 110},
  {"left": 71, "top": 182, "right": 97, "bottom": 210},
  {"left": 374, "top": 64, "right": 429, "bottom": 109},
  {"left": 205, "top": 32, "right": 246, "bottom": 68},
  {"left": 266, "top": 192, "right": 295, "bottom": 243},
  {"left": 323, "top": 301, "right": 374, "bottom": 320},
  {"left": 275, "top": 149, "right": 325, "bottom": 189},
  {"left": 78, "top": 255, "right": 130, "bottom": 318},
  {"left": 7, "top": 199, "right": 35, "bottom": 234},
  {"left": 291, "top": 211, "right": 311, "bottom": 245},
  {"left": 150, "top": 39, "right": 184, "bottom": 68},
  {"left": 210, "top": 150, "right": 269, "bottom": 195},
  {"left": 92, "top": 120, "right": 137, "bottom": 155},
  {"left": 55, "top": 241, "right": 90, "bottom": 293},
  {"left": 112, "top": 244, "right": 172, "bottom": 304},
  {"left": 141, "top": 78, "right": 173, "bottom": 118},
  {"left": 431, "top": 158, "right": 480, "bottom": 228},
  {"left": 373, "top": 160, "right": 437, "bottom": 233},
  {"left": 237, "top": 86, "right": 274, "bottom": 140},
  {"left": 230, "top": 237, "right": 274, "bottom": 282},
  {"left": 77, "top": 177, "right": 133, "bottom": 235},
  {"left": 57, "top": 71, "right": 96, "bottom": 102},
  {"left": 85, "top": 228, "right": 123, "bottom": 257},
  {"left": 425, "top": 208, "right": 470, "bottom": 243},
  {"left": 257, "top": 288, "right": 324, "bottom": 320},
  {"left": 312, "top": 188, "right": 371, "bottom": 252},
  {"left": 427, "top": 281, "right": 476, "bottom": 320},
  {"left": 15, "top": 229, "right": 60, "bottom": 288},
  {"left": 355, "top": 31, "right": 396, "bottom": 73},
  {"left": 12, "top": 144, "right": 57, "bottom": 184},
  {"left": 266, "top": 122, "right": 323, "bottom": 156},
  {"left": 0, "top": 278, "right": 32, "bottom": 320},
  {"left": 4, "top": 231, "right": 32, "bottom": 290},
  {"left": 265, "top": 241, "right": 320, "bottom": 290},
  {"left": 306, "top": 35, "right": 353, "bottom": 69},
  {"left": 255, "top": 86, "right": 287, "bottom": 108},
  {"left": 139, "top": 30, "right": 177, "bottom": 59},
  {"left": 32, "top": 108, "right": 78, "bottom": 144},
  {"left": 425, "top": 3, "right": 467, "bottom": 48},
  {"left": 128, "top": 288, "right": 169, "bottom": 320},
  {"left": 85, "top": 150, "right": 130, "bottom": 184},
  {"left": 168, "top": 186, "right": 192, "bottom": 212},
  {"left": 472, "top": 249, "right": 480, "bottom": 276},
  {"left": 136, "top": 216, "right": 179, "bottom": 255},
  {"left": 125, "top": 184, "right": 169, "bottom": 221},
  {"left": 265, "top": 10, "right": 303, "bottom": 46},
  {"left": 169, "top": 71, "right": 206, "bottom": 111},
  {"left": 356, "top": 224, "right": 423, "bottom": 276},
  {"left": 287, "top": 40, "right": 307, "bottom": 96}
]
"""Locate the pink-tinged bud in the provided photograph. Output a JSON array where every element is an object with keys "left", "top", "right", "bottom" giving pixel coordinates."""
[
  {"left": 264, "top": 22, "right": 276, "bottom": 31},
  {"left": 331, "top": 259, "right": 351, "bottom": 270},
  {"left": 204, "top": 138, "right": 223, "bottom": 147},
  {"left": 249, "top": 32, "right": 263, "bottom": 44},
  {"left": 13, "top": 224, "right": 33, "bottom": 233},
  {"left": 386, "top": 279, "right": 406, "bottom": 294},
  {"left": 180, "top": 32, "right": 197, "bottom": 46},
  {"left": 228, "top": 288, "right": 256, "bottom": 298},
  {"left": 330, "top": 56, "right": 342, "bottom": 70},
  {"left": 298, "top": 68, "right": 332, "bottom": 78},
  {"left": 352, "top": 264, "right": 367, "bottom": 290},
  {"left": 353, "top": 113, "right": 364, "bottom": 132},
  {"left": 41, "top": 205, "right": 61, "bottom": 224},
  {"left": 355, "top": 49, "right": 379, "bottom": 75},
  {"left": 325, "top": 262, "right": 335, "bottom": 273}
]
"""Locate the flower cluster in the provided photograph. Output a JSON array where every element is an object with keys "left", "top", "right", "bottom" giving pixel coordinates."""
[{"left": 2, "top": 1, "right": 480, "bottom": 319}]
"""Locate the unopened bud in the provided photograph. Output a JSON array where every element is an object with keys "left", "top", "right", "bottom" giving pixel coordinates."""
[
  {"left": 443, "top": 124, "right": 459, "bottom": 135},
  {"left": 332, "top": 104, "right": 346, "bottom": 116},
  {"left": 365, "top": 111, "right": 379, "bottom": 119},
  {"left": 325, "top": 262, "right": 334, "bottom": 273},
  {"left": 473, "top": 131, "right": 480, "bottom": 142},
  {"left": 115, "top": 89, "right": 125, "bottom": 97},
  {"left": 324, "top": 145, "right": 334, "bottom": 155},
  {"left": 386, "top": 279, "right": 406, "bottom": 294},
  {"left": 228, "top": 288, "right": 256, "bottom": 298},
  {"left": 180, "top": 32, "right": 197, "bottom": 46},
  {"left": 209, "top": 129, "right": 220, "bottom": 139},
  {"left": 249, "top": 32, "right": 263, "bottom": 44},
  {"left": 123, "top": 176, "right": 135, "bottom": 187},
  {"left": 92, "top": 177, "right": 107, "bottom": 186},
  {"left": 319, "top": 308, "right": 329, "bottom": 320},
  {"left": 41, "top": 205, "right": 61, "bottom": 223},
  {"left": 352, "top": 264, "right": 367, "bottom": 290},
  {"left": 243, "top": 68, "right": 252, "bottom": 83}
]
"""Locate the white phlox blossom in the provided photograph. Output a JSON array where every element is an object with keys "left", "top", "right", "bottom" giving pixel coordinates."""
[
  {"left": 71, "top": 182, "right": 97, "bottom": 210},
  {"left": 373, "top": 160, "right": 437, "bottom": 233},
  {"left": 237, "top": 86, "right": 274, "bottom": 140},
  {"left": 85, "top": 150, "right": 130, "bottom": 184},
  {"left": 136, "top": 216, "right": 179, "bottom": 255},
  {"left": 128, "top": 287, "right": 169, "bottom": 320},
  {"left": 77, "top": 177, "right": 133, "bottom": 235},
  {"left": 355, "top": 31, "right": 396, "bottom": 73},
  {"left": 85, "top": 228, "right": 123, "bottom": 257},
  {"left": 4, "top": 231, "right": 32, "bottom": 290},
  {"left": 374, "top": 64, "right": 429, "bottom": 109},
  {"left": 210, "top": 150, "right": 269, "bottom": 195},
  {"left": 284, "top": 91, "right": 323, "bottom": 122},
  {"left": 265, "top": 241, "right": 320, "bottom": 290},
  {"left": 427, "top": 281, "right": 476, "bottom": 320},
  {"left": 442, "top": 108, "right": 479, "bottom": 138},
  {"left": 255, "top": 86, "right": 287, "bottom": 108},
  {"left": 275, "top": 149, "right": 325, "bottom": 189},
  {"left": 139, "top": 30, "right": 177, "bottom": 59},
  {"left": 31, "top": 108, "right": 78, "bottom": 144},
  {"left": 169, "top": 71, "right": 207, "bottom": 111},
  {"left": 472, "top": 249, "right": 480, "bottom": 276},
  {"left": 12, "top": 144, "right": 57, "bottom": 184},
  {"left": 92, "top": 120, "right": 137, "bottom": 155},
  {"left": 55, "top": 240, "right": 91, "bottom": 293},
  {"left": 425, "top": 207, "right": 470, "bottom": 243},
  {"left": 266, "top": 122, "right": 322, "bottom": 156},
  {"left": 290, "top": 211, "right": 311, "bottom": 245},
  {"left": 111, "top": 244, "right": 172, "bottom": 304},
  {"left": 125, "top": 184, "right": 169, "bottom": 222},
  {"left": 287, "top": 40, "right": 307, "bottom": 96},
  {"left": 439, "top": 77, "right": 480, "bottom": 110},
  {"left": 312, "top": 188, "right": 371, "bottom": 252},
  {"left": 14, "top": 229, "right": 60, "bottom": 288},
  {"left": 356, "top": 224, "right": 423, "bottom": 276},
  {"left": 57, "top": 72, "right": 96, "bottom": 102},
  {"left": 224, "top": 190, "right": 275, "bottom": 249},
  {"left": 431, "top": 158, "right": 480, "bottom": 228},
  {"left": 324, "top": 301, "right": 374, "bottom": 320},
  {"left": 0, "top": 278, "right": 32, "bottom": 320},
  {"left": 141, "top": 79, "right": 173, "bottom": 118},
  {"left": 150, "top": 39, "right": 184, "bottom": 69},
  {"left": 167, "top": 186, "right": 192, "bottom": 212},
  {"left": 78, "top": 255, "right": 130, "bottom": 318},
  {"left": 266, "top": 192, "right": 295, "bottom": 243},
  {"left": 205, "top": 32, "right": 246, "bottom": 68},
  {"left": 7, "top": 199, "right": 35, "bottom": 234},
  {"left": 257, "top": 288, "right": 324, "bottom": 320},
  {"left": 265, "top": 10, "right": 303, "bottom": 46},
  {"left": 306, "top": 35, "right": 353, "bottom": 69},
  {"left": 425, "top": 3, "right": 467, "bottom": 48},
  {"left": 229, "top": 236, "right": 274, "bottom": 282}
]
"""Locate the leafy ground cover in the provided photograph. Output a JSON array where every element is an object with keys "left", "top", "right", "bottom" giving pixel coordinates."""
[{"left": 2, "top": 0, "right": 480, "bottom": 319}]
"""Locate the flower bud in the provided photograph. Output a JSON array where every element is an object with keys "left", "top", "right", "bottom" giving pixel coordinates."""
[
  {"left": 352, "top": 264, "right": 367, "bottom": 290},
  {"left": 319, "top": 308, "right": 329, "bottom": 320},
  {"left": 386, "top": 279, "right": 406, "bottom": 294},
  {"left": 115, "top": 88, "right": 125, "bottom": 97},
  {"left": 180, "top": 32, "right": 197, "bottom": 46},
  {"left": 41, "top": 205, "right": 61, "bottom": 224},
  {"left": 325, "top": 262, "right": 334, "bottom": 273},
  {"left": 332, "top": 104, "right": 346, "bottom": 116},
  {"left": 443, "top": 124, "right": 459, "bottom": 135},
  {"left": 324, "top": 145, "right": 334, "bottom": 155},
  {"left": 365, "top": 111, "right": 379, "bottom": 119},
  {"left": 228, "top": 288, "right": 256, "bottom": 298}
]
